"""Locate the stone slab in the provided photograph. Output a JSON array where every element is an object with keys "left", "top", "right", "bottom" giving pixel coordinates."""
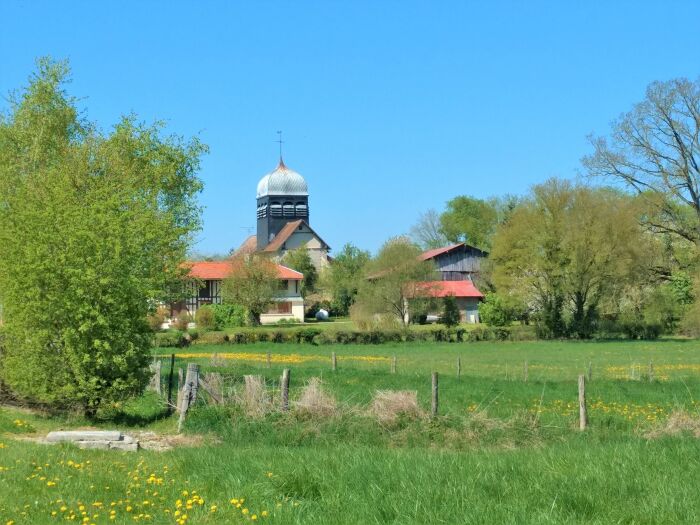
[
  {"left": 109, "top": 442, "right": 138, "bottom": 452},
  {"left": 76, "top": 441, "right": 111, "bottom": 450},
  {"left": 46, "top": 430, "right": 122, "bottom": 443},
  {"left": 121, "top": 435, "right": 138, "bottom": 444}
]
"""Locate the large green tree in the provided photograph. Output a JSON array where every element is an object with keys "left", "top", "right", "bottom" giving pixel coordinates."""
[
  {"left": 282, "top": 248, "right": 318, "bottom": 297},
  {"left": 490, "top": 180, "right": 651, "bottom": 338},
  {"left": 221, "top": 255, "right": 279, "bottom": 326},
  {"left": 354, "top": 238, "right": 435, "bottom": 327},
  {"left": 320, "top": 243, "right": 370, "bottom": 315},
  {"left": 0, "top": 58, "right": 206, "bottom": 414}
]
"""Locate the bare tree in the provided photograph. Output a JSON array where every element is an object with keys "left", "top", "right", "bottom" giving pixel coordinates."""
[
  {"left": 409, "top": 209, "right": 448, "bottom": 249},
  {"left": 583, "top": 78, "right": 700, "bottom": 247}
]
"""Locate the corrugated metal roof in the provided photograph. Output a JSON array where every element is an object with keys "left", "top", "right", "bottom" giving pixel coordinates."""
[
  {"left": 418, "top": 243, "right": 465, "bottom": 261},
  {"left": 256, "top": 159, "right": 309, "bottom": 198},
  {"left": 416, "top": 280, "right": 484, "bottom": 298}
]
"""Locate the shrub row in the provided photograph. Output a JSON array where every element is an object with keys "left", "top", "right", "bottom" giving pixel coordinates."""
[{"left": 152, "top": 325, "right": 538, "bottom": 347}]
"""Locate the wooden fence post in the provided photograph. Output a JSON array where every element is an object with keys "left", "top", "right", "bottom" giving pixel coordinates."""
[
  {"left": 587, "top": 361, "right": 592, "bottom": 382},
  {"left": 578, "top": 374, "right": 587, "bottom": 431},
  {"left": 457, "top": 357, "right": 461, "bottom": 380},
  {"left": 266, "top": 351, "right": 271, "bottom": 369},
  {"left": 648, "top": 361, "right": 654, "bottom": 382},
  {"left": 149, "top": 360, "right": 162, "bottom": 394},
  {"left": 331, "top": 352, "right": 337, "bottom": 372},
  {"left": 167, "top": 354, "right": 175, "bottom": 414},
  {"left": 391, "top": 355, "right": 397, "bottom": 374},
  {"left": 177, "top": 363, "right": 200, "bottom": 433},
  {"left": 523, "top": 361, "right": 529, "bottom": 382},
  {"left": 176, "top": 367, "right": 184, "bottom": 410},
  {"left": 431, "top": 372, "right": 439, "bottom": 418},
  {"left": 280, "top": 369, "right": 290, "bottom": 412}
]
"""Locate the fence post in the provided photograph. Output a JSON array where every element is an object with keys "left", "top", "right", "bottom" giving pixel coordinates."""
[
  {"left": 149, "top": 360, "right": 162, "bottom": 394},
  {"left": 649, "top": 361, "right": 654, "bottom": 382},
  {"left": 578, "top": 374, "right": 587, "bottom": 431},
  {"left": 176, "top": 367, "right": 184, "bottom": 410},
  {"left": 177, "top": 363, "right": 200, "bottom": 433},
  {"left": 457, "top": 357, "right": 461, "bottom": 380},
  {"left": 167, "top": 354, "right": 175, "bottom": 414},
  {"left": 431, "top": 372, "right": 439, "bottom": 418},
  {"left": 391, "top": 355, "right": 397, "bottom": 374},
  {"left": 523, "top": 361, "right": 529, "bottom": 382},
  {"left": 587, "top": 361, "right": 592, "bottom": 382},
  {"left": 266, "top": 351, "right": 271, "bottom": 369},
  {"left": 281, "top": 369, "right": 290, "bottom": 412},
  {"left": 331, "top": 352, "right": 337, "bottom": 372}
]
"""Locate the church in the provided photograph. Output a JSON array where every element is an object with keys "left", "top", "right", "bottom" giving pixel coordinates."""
[{"left": 178, "top": 158, "right": 330, "bottom": 324}]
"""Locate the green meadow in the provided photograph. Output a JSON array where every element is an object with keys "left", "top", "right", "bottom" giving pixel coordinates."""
[{"left": 2, "top": 339, "right": 700, "bottom": 524}]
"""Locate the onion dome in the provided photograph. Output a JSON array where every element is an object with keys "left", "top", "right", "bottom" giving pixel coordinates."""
[{"left": 256, "top": 159, "right": 308, "bottom": 198}]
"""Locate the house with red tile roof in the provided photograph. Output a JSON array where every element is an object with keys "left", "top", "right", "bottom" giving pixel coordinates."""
[
  {"left": 175, "top": 260, "right": 305, "bottom": 324},
  {"left": 415, "top": 280, "right": 484, "bottom": 323}
]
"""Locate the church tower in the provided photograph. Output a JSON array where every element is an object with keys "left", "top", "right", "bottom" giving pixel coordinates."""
[{"left": 256, "top": 159, "right": 310, "bottom": 250}]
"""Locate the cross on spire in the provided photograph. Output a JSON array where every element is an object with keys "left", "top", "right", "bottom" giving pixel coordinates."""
[{"left": 275, "top": 130, "right": 285, "bottom": 165}]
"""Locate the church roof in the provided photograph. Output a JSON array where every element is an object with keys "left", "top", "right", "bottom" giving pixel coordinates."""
[
  {"left": 262, "top": 219, "right": 330, "bottom": 252},
  {"left": 234, "top": 235, "right": 258, "bottom": 256},
  {"left": 185, "top": 260, "right": 303, "bottom": 280},
  {"left": 256, "top": 159, "right": 308, "bottom": 198}
]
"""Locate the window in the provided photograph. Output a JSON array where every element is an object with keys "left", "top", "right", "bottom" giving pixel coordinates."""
[
  {"left": 270, "top": 202, "right": 282, "bottom": 217},
  {"left": 269, "top": 301, "right": 291, "bottom": 314},
  {"left": 283, "top": 202, "right": 294, "bottom": 217},
  {"left": 277, "top": 279, "right": 289, "bottom": 291},
  {"left": 295, "top": 204, "right": 308, "bottom": 217}
]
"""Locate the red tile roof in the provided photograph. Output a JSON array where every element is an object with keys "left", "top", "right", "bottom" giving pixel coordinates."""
[
  {"left": 185, "top": 260, "right": 302, "bottom": 280},
  {"left": 262, "top": 219, "right": 330, "bottom": 252},
  {"left": 234, "top": 235, "right": 258, "bottom": 256},
  {"left": 416, "top": 280, "right": 484, "bottom": 298},
  {"left": 418, "top": 243, "right": 465, "bottom": 261}
]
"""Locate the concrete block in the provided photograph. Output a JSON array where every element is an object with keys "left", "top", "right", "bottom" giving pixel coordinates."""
[
  {"left": 121, "top": 435, "right": 138, "bottom": 444},
  {"left": 76, "top": 441, "right": 111, "bottom": 450},
  {"left": 46, "top": 431, "right": 122, "bottom": 443}
]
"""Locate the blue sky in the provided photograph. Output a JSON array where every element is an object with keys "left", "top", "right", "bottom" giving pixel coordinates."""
[{"left": 1, "top": 1, "right": 699, "bottom": 255}]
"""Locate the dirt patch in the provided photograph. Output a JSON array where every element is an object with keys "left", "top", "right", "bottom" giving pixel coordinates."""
[{"left": 646, "top": 410, "right": 700, "bottom": 439}]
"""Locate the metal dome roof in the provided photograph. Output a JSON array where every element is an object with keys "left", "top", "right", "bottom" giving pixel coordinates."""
[{"left": 256, "top": 159, "right": 308, "bottom": 198}]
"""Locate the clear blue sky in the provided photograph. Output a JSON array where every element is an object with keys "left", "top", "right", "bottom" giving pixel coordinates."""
[{"left": 1, "top": 1, "right": 699, "bottom": 255}]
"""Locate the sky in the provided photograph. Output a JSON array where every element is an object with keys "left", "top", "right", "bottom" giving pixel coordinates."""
[{"left": 1, "top": 1, "right": 699, "bottom": 255}]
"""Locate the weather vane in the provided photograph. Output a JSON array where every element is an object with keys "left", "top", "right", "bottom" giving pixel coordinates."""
[{"left": 275, "top": 130, "right": 284, "bottom": 162}]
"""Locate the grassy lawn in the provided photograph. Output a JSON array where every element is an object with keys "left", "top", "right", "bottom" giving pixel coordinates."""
[{"left": 2, "top": 339, "right": 700, "bottom": 524}]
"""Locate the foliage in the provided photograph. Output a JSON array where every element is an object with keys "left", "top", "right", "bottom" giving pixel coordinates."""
[
  {"left": 478, "top": 292, "right": 524, "bottom": 326},
  {"left": 584, "top": 77, "right": 700, "bottom": 254},
  {"left": 491, "top": 180, "right": 652, "bottom": 339},
  {"left": 146, "top": 306, "right": 169, "bottom": 332},
  {"left": 194, "top": 305, "right": 216, "bottom": 330},
  {"left": 153, "top": 330, "right": 187, "bottom": 348},
  {"left": 441, "top": 295, "right": 460, "bottom": 328},
  {"left": 172, "top": 312, "right": 192, "bottom": 332},
  {"left": 409, "top": 209, "right": 449, "bottom": 249},
  {"left": 283, "top": 248, "right": 318, "bottom": 296},
  {"left": 210, "top": 303, "right": 247, "bottom": 330},
  {"left": 321, "top": 243, "right": 370, "bottom": 315},
  {"left": 0, "top": 58, "right": 205, "bottom": 414},
  {"left": 354, "top": 237, "right": 435, "bottom": 327},
  {"left": 221, "top": 255, "right": 278, "bottom": 325},
  {"left": 439, "top": 195, "right": 499, "bottom": 251}
]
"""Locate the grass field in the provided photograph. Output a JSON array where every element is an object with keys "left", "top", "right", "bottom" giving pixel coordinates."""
[{"left": 2, "top": 339, "right": 700, "bottom": 524}]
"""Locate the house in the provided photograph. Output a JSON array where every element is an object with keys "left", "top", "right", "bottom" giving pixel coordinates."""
[
  {"left": 417, "top": 280, "right": 484, "bottom": 323},
  {"left": 175, "top": 260, "right": 305, "bottom": 324},
  {"left": 419, "top": 242, "right": 487, "bottom": 281}
]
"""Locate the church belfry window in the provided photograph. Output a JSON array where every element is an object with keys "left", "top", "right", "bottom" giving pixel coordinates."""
[
  {"left": 295, "top": 204, "right": 307, "bottom": 217},
  {"left": 270, "top": 202, "right": 282, "bottom": 217},
  {"left": 283, "top": 202, "right": 294, "bottom": 217}
]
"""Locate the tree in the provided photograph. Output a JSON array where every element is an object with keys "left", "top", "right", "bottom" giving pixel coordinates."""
[
  {"left": 282, "top": 248, "right": 318, "bottom": 297},
  {"left": 478, "top": 292, "right": 525, "bottom": 326},
  {"left": 0, "top": 58, "right": 206, "bottom": 414},
  {"left": 409, "top": 209, "right": 449, "bottom": 249},
  {"left": 439, "top": 196, "right": 499, "bottom": 251},
  {"left": 320, "top": 243, "right": 370, "bottom": 315},
  {"left": 221, "top": 255, "right": 278, "bottom": 325},
  {"left": 583, "top": 78, "right": 700, "bottom": 253},
  {"left": 354, "top": 237, "right": 435, "bottom": 327},
  {"left": 441, "top": 296, "right": 460, "bottom": 328},
  {"left": 490, "top": 180, "right": 651, "bottom": 338}
]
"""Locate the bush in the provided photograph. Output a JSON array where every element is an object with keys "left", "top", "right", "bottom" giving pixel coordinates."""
[
  {"left": 479, "top": 293, "right": 523, "bottom": 327},
  {"left": 211, "top": 304, "right": 246, "bottom": 330},
  {"left": 442, "top": 296, "right": 461, "bottom": 328},
  {"left": 294, "top": 328, "right": 322, "bottom": 344},
  {"left": 153, "top": 331, "right": 187, "bottom": 348},
  {"left": 194, "top": 305, "right": 216, "bottom": 330},
  {"left": 147, "top": 306, "right": 169, "bottom": 331},
  {"left": 197, "top": 331, "right": 229, "bottom": 345},
  {"left": 172, "top": 312, "right": 191, "bottom": 332}
]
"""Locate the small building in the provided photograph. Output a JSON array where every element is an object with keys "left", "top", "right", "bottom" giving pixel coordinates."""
[
  {"left": 178, "top": 260, "right": 305, "bottom": 324},
  {"left": 419, "top": 242, "right": 487, "bottom": 281},
  {"left": 418, "top": 280, "right": 484, "bottom": 323}
]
